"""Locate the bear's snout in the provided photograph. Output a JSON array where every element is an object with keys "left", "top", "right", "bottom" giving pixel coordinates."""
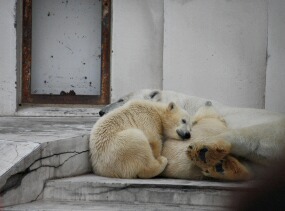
[
  {"left": 176, "top": 129, "right": 191, "bottom": 140},
  {"left": 99, "top": 110, "right": 105, "bottom": 116},
  {"left": 184, "top": 131, "right": 191, "bottom": 139}
]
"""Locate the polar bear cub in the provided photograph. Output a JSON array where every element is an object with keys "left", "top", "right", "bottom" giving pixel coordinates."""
[
  {"left": 161, "top": 101, "right": 227, "bottom": 180},
  {"left": 162, "top": 101, "right": 252, "bottom": 181},
  {"left": 89, "top": 100, "right": 191, "bottom": 179}
]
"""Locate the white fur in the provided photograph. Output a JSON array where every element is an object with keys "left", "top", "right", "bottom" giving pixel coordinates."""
[
  {"left": 90, "top": 100, "right": 191, "bottom": 179},
  {"left": 100, "top": 89, "right": 285, "bottom": 164}
]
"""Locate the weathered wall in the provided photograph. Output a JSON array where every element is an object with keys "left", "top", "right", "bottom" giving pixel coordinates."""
[
  {"left": 163, "top": 0, "right": 268, "bottom": 108},
  {"left": 0, "top": 0, "right": 285, "bottom": 115},
  {"left": 0, "top": 0, "right": 17, "bottom": 115},
  {"left": 110, "top": 0, "right": 164, "bottom": 101},
  {"left": 265, "top": 0, "right": 285, "bottom": 113}
]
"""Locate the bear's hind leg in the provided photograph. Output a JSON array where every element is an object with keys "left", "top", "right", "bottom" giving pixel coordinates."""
[
  {"left": 202, "top": 155, "right": 252, "bottom": 181},
  {"left": 187, "top": 139, "right": 231, "bottom": 169},
  {"left": 115, "top": 128, "right": 167, "bottom": 179},
  {"left": 137, "top": 156, "right": 168, "bottom": 179}
]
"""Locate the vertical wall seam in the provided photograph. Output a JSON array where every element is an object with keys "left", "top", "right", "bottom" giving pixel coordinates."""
[
  {"left": 15, "top": 0, "right": 23, "bottom": 112},
  {"left": 161, "top": 0, "right": 165, "bottom": 90},
  {"left": 264, "top": 0, "right": 269, "bottom": 109}
]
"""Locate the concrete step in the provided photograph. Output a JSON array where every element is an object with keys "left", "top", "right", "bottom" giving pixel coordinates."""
[
  {"left": 0, "top": 117, "right": 96, "bottom": 207},
  {"left": 39, "top": 174, "right": 255, "bottom": 209},
  {"left": 4, "top": 200, "right": 226, "bottom": 211}
]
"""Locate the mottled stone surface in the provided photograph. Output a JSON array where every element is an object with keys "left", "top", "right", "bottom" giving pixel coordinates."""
[
  {"left": 4, "top": 174, "right": 255, "bottom": 210},
  {"left": 42, "top": 175, "right": 255, "bottom": 208},
  {"left": 0, "top": 116, "right": 255, "bottom": 210},
  {"left": 0, "top": 117, "right": 96, "bottom": 143},
  {"left": 5, "top": 200, "right": 227, "bottom": 211},
  {"left": 0, "top": 117, "right": 97, "bottom": 207},
  {"left": 16, "top": 106, "right": 101, "bottom": 117},
  {"left": 0, "top": 140, "right": 40, "bottom": 179}
]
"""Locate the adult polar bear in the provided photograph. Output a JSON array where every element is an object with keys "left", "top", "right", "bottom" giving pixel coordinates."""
[{"left": 99, "top": 89, "right": 285, "bottom": 167}]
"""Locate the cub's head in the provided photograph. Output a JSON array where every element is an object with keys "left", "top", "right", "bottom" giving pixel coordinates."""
[{"left": 163, "top": 102, "right": 191, "bottom": 141}]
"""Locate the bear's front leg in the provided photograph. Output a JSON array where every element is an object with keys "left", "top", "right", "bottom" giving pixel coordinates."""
[{"left": 186, "top": 139, "right": 231, "bottom": 169}]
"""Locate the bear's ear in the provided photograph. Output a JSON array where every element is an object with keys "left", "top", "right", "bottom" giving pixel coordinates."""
[
  {"left": 167, "top": 102, "right": 176, "bottom": 111},
  {"left": 149, "top": 90, "right": 161, "bottom": 102}
]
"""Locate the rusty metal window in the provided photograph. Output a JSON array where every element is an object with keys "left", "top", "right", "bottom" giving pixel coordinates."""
[{"left": 22, "top": 0, "right": 111, "bottom": 105}]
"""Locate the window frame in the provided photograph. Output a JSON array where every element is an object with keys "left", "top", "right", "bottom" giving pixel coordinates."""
[{"left": 22, "top": 0, "right": 111, "bottom": 105}]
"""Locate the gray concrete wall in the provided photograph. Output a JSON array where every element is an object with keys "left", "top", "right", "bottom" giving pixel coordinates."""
[
  {"left": 0, "top": 0, "right": 17, "bottom": 115},
  {"left": 0, "top": 0, "right": 285, "bottom": 115},
  {"left": 110, "top": 0, "right": 164, "bottom": 101},
  {"left": 163, "top": 0, "right": 268, "bottom": 108},
  {"left": 265, "top": 0, "right": 285, "bottom": 113}
]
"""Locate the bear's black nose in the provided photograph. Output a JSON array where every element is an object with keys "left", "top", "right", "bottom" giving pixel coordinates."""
[
  {"left": 177, "top": 129, "right": 191, "bottom": 140},
  {"left": 99, "top": 110, "right": 105, "bottom": 117},
  {"left": 184, "top": 132, "right": 191, "bottom": 139}
]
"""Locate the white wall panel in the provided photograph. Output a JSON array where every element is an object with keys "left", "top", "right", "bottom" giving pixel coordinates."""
[
  {"left": 265, "top": 0, "right": 285, "bottom": 113},
  {"left": 111, "top": 0, "right": 164, "bottom": 101},
  {"left": 1, "top": 0, "right": 285, "bottom": 115},
  {"left": 0, "top": 0, "right": 17, "bottom": 115},
  {"left": 163, "top": 0, "right": 267, "bottom": 108}
]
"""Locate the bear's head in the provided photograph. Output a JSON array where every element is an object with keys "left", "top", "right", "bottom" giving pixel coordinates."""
[
  {"left": 162, "top": 102, "right": 191, "bottom": 141},
  {"left": 192, "top": 101, "right": 226, "bottom": 127},
  {"left": 99, "top": 89, "right": 161, "bottom": 117}
]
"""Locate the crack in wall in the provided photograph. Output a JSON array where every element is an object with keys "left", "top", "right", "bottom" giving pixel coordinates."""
[
  {"left": 0, "top": 168, "right": 29, "bottom": 195},
  {"left": 32, "top": 150, "right": 89, "bottom": 166},
  {"left": 30, "top": 182, "right": 45, "bottom": 203},
  {"left": 13, "top": 144, "right": 19, "bottom": 162},
  {"left": 32, "top": 150, "right": 89, "bottom": 171},
  {"left": 0, "top": 149, "right": 89, "bottom": 196}
]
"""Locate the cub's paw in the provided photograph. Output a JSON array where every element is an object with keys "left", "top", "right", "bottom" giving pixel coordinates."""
[
  {"left": 201, "top": 156, "right": 252, "bottom": 181},
  {"left": 187, "top": 140, "right": 231, "bottom": 169}
]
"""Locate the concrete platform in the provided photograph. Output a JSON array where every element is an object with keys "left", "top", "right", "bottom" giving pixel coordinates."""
[
  {"left": 42, "top": 175, "right": 255, "bottom": 207},
  {"left": 0, "top": 116, "right": 97, "bottom": 207},
  {"left": 4, "top": 200, "right": 226, "bottom": 211},
  {"left": 3, "top": 174, "right": 257, "bottom": 210},
  {"left": 0, "top": 116, "right": 256, "bottom": 210}
]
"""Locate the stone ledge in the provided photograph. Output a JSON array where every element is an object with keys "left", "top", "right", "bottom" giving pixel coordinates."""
[
  {"left": 0, "top": 135, "right": 92, "bottom": 207},
  {"left": 46, "top": 174, "right": 255, "bottom": 190},
  {"left": 42, "top": 175, "right": 256, "bottom": 208},
  {"left": 0, "top": 116, "right": 258, "bottom": 209},
  {"left": 15, "top": 106, "right": 102, "bottom": 117},
  {"left": 4, "top": 200, "right": 227, "bottom": 211},
  {"left": 0, "top": 117, "right": 97, "bottom": 207}
]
